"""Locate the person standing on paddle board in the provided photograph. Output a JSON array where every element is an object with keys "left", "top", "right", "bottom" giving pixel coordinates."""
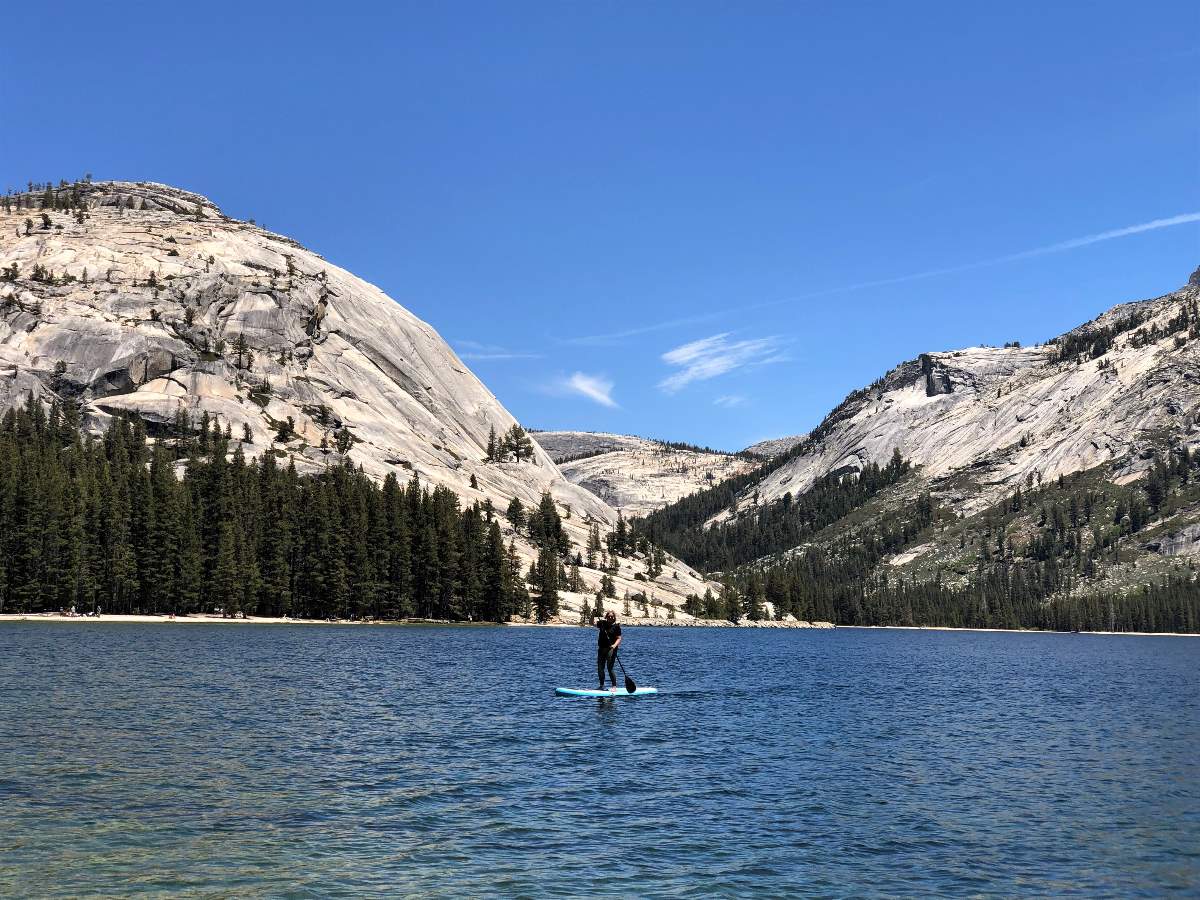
[{"left": 596, "top": 611, "right": 622, "bottom": 691}]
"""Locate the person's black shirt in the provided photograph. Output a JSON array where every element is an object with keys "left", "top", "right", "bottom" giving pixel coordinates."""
[{"left": 597, "top": 620, "right": 621, "bottom": 650}]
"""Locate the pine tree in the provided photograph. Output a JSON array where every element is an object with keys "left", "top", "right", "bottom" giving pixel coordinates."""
[
  {"left": 456, "top": 504, "right": 483, "bottom": 620},
  {"left": 744, "top": 575, "right": 765, "bottom": 621},
  {"left": 614, "top": 513, "right": 628, "bottom": 556},
  {"left": 530, "top": 491, "right": 568, "bottom": 555},
  {"left": 380, "top": 473, "right": 411, "bottom": 619},
  {"left": 276, "top": 417, "right": 296, "bottom": 442},
  {"left": 257, "top": 457, "right": 293, "bottom": 617},
  {"left": 506, "top": 496, "right": 525, "bottom": 532},
  {"left": 212, "top": 518, "right": 242, "bottom": 617},
  {"left": 600, "top": 574, "right": 616, "bottom": 599},
  {"left": 233, "top": 333, "right": 250, "bottom": 369},
  {"left": 535, "top": 543, "right": 559, "bottom": 622},
  {"left": 508, "top": 541, "right": 530, "bottom": 619},
  {"left": 647, "top": 544, "right": 665, "bottom": 580},
  {"left": 503, "top": 424, "right": 534, "bottom": 463},
  {"left": 586, "top": 523, "right": 602, "bottom": 568},
  {"left": 481, "top": 519, "right": 509, "bottom": 622},
  {"left": 724, "top": 584, "right": 742, "bottom": 623}
]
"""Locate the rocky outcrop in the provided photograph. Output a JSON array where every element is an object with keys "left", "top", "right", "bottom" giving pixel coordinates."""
[
  {"left": 533, "top": 431, "right": 648, "bottom": 462},
  {"left": 1144, "top": 523, "right": 1200, "bottom": 557},
  {"left": 742, "top": 434, "right": 808, "bottom": 458},
  {"left": 920, "top": 353, "right": 954, "bottom": 396},
  {"left": 533, "top": 431, "right": 758, "bottom": 518}
]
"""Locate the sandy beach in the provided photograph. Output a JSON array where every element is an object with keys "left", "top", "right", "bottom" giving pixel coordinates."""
[{"left": 0, "top": 612, "right": 382, "bottom": 626}]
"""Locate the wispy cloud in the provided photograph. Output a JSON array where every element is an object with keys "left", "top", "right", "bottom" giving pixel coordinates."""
[
  {"left": 557, "top": 372, "right": 618, "bottom": 408},
  {"left": 455, "top": 339, "right": 542, "bottom": 361},
  {"left": 659, "top": 333, "right": 787, "bottom": 394},
  {"left": 714, "top": 394, "right": 747, "bottom": 408}
]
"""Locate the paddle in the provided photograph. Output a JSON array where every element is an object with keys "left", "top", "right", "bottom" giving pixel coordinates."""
[{"left": 613, "top": 651, "right": 636, "bottom": 693}]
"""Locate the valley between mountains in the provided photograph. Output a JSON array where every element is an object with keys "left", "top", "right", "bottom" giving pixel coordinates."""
[{"left": 1, "top": 179, "right": 1197, "bottom": 631}]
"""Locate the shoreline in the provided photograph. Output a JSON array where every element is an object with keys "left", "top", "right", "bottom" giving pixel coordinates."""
[
  {"left": 0, "top": 612, "right": 835, "bottom": 629},
  {"left": 2, "top": 613, "right": 1195, "bottom": 637},
  {"left": 0, "top": 612, "right": 378, "bottom": 626},
  {"left": 507, "top": 619, "right": 836, "bottom": 629},
  {"left": 839, "top": 624, "right": 1200, "bottom": 638}
]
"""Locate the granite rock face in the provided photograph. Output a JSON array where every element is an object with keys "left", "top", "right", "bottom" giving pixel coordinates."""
[
  {"left": 716, "top": 274, "right": 1200, "bottom": 526},
  {"left": 533, "top": 431, "right": 758, "bottom": 518},
  {"left": 0, "top": 181, "right": 717, "bottom": 615},
  {"left": 1144, "top": 523, "right": 1200, "bottom": 557},
  {"left": 742, "top": 434, "right": 808, "bottom": 458}
]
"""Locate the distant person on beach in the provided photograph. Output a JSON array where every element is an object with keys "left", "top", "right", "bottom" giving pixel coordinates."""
[{"left": 596, "top": 611, "right": 622, "bottom": 690}]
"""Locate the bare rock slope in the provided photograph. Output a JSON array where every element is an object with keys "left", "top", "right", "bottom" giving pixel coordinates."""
[
  {"left": 742, "top": 434, "right": 807, "bottom": 458},
  {"left": 715, "top": 274, "right": 1200, "bottom": 527},
  {"left": 0, "top": 181, "right": 721, "bottom": 619},
  {"left": 533, "top": 431, "right": 758, "bottom": 518}
]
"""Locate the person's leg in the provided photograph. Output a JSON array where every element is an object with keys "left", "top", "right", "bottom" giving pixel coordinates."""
[
  {"left": 597, "top": 647, "right": 606, "bottom": 688},
  {"left": 606, "top": 649, "right": 617, "bottom": 688}
]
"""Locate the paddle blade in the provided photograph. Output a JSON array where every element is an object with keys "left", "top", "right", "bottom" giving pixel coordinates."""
[{"left": 613, "top": 650, "right": 635, "bottom": 692}]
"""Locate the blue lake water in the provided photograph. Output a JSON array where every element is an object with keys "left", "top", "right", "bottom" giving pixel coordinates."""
[{"left": 0, "top": 623, "right": 1197, "bottom": 897}]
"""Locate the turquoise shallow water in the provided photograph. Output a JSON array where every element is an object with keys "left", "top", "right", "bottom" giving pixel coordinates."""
[{"left": 0, "top": 623, "right": 1197, "bottom": 897}]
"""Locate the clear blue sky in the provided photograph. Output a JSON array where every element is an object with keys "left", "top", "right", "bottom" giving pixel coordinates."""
[{"left": 4, "top": 1, "right": 1197, "bottom": 450}]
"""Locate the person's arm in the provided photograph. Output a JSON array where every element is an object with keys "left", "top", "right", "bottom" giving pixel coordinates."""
[{"left": 611, "top": 629, "right": 621, "bottom": 651}]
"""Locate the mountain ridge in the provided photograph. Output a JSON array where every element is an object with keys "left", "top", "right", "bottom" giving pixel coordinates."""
[
  {"left": 0, "top": 179, "right": 723, "bottom": 620},
  {"left": 719, "top": 272, "right": 1200, "bottom": 526},
  {"left": 633, "top": 270, "right": 1200, "bottom": 629},
  {"left": 532, "top": 430, "right": 758, "bottom": 518}
]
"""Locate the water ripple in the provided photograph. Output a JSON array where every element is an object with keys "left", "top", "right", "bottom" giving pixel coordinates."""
[{"left": 0, "top": 624, "right": 1197, "bottom": 897}]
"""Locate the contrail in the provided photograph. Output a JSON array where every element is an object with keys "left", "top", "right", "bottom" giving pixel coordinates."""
[
  {"left": 1007, "top": 213, "right": 1200, "bottom": 258},
  {"left": 762, "top": 211, "right": 1200, "bottom": 306},
  {"left": 561, "top": 310, "right": 728, "bottom": 346},
  {"left": 563, "top": 212, "right": 1200, "bottom": 344}
]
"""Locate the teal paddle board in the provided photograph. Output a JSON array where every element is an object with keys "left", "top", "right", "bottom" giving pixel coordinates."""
[{"left": 555, "top": 686, "right": 659, "bottom": 698}]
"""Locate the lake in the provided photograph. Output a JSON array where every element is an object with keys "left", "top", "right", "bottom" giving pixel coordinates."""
[{"left": 0, "top": 623, "right": 1197, "bottom": 897}]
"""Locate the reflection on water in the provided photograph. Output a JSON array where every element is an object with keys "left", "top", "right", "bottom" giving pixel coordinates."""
[{"left": 0, "top": 623, "right": 1197, "bottom": 897}]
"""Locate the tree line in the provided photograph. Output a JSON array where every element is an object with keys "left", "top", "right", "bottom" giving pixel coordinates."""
[
  {"left": 0, "top": 397, "right": 578, "bottom": 622},
  {"left": 714, "top": 450, "right": 1200, "bottom": 633},
  {"left": 1051, "top": 297, "right": 1198, "bottom": 363},
  {"left": 638, "top": 449, "right": 911, "bottom": 571}
]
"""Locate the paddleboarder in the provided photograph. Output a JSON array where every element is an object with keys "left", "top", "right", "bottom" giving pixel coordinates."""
[{"left": 596, "top": 611, "right": 622, "bottom": 691}]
